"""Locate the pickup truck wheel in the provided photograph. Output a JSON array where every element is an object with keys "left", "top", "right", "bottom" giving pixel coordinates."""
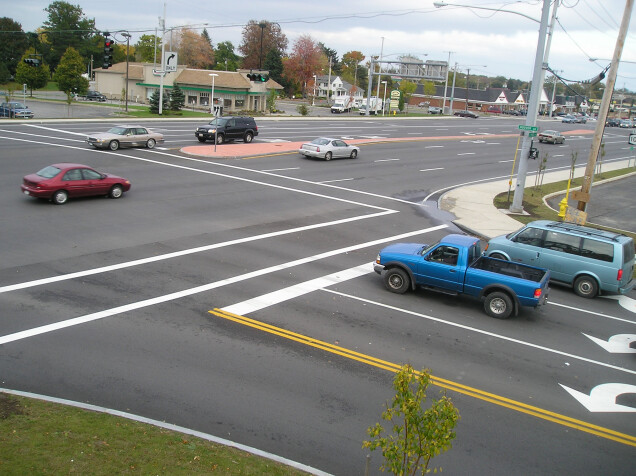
[
  {"left": 485, "top": 292, "right": 513, "bottom": 319},
  {"left": 573, "top": 275, "right": 598, "bottom": 298},
  {"left": 384, "top": 268, "right": 410, "bottom": 294},
  {"left": 489, "top": 253, "right": 507, "bottom": 261}
]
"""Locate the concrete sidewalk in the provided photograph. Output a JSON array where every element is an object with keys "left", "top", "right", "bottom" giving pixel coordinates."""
[{"left": 440, "top": 159, "right": 636, "bottom": 240}]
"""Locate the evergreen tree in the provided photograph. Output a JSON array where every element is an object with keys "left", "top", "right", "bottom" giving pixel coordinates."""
[
  {"left": 169, "top": 83, "right": 185, "bottom": 111},
  {"left": 149, "top": 89, "right": 169, "bottom": 114}
]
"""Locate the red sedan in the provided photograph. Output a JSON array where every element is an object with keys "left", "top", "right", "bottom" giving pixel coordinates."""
[{"left": 21, "top": 163, "right": 131, "bottom": 205}]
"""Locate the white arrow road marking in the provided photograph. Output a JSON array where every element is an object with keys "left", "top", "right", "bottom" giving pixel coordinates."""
[
  {"left": 604, "top": 295, "right": 636, "bottom": 314},
  {"left": 583, "top": 334, "right": 636, "bottom": 353},
  {"left": 560, "top": 383, "right": 636, "bottom": 412}
]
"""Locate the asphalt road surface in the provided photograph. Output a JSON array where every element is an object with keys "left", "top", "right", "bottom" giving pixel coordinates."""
[{"left": 1, "top": 116, "right": 635, "bottom": 475}]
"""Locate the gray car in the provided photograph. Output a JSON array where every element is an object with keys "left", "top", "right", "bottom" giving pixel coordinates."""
[
  {"left": 298, "top": 137, "right": 359, "bottom": 161},
  {"left": 87, "top": 125, "right": 164, "bottom": 151}
]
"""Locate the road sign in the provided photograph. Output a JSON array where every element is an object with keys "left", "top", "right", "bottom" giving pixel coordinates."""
[
  {"left": 164, "top": 51, "right": 178, "bottom": 72},
  {"left": 529, "top": 132, "right": 537, "bottom": 137},
  {"left": 629, "top": 134, "right": 636, "bottom": 145},
  {"left": 518, "top": 125, "right": 538, "bottom": 132}
]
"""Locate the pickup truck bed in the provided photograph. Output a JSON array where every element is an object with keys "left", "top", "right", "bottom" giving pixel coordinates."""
[{"left": 375, "top": 234, "right": 550, "bottom": 319}]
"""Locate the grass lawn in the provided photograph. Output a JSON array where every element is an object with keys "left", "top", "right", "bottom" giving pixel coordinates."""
[{"left": 0, "top": 393, "right": 310, "bottom": 475}]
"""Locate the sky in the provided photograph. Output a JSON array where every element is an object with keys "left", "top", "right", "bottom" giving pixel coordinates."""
[{"left": 7, "top": 0, "right": 636, "bottom": 93}]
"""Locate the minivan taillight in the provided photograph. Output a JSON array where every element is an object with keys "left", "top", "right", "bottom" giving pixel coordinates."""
[{"left": 617, "top": 269, "right": 623, "bottom": 281}]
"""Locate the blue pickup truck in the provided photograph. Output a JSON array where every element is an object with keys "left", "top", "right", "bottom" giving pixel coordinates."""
[
  {"left": 0, "top": 101, "right": 34, "bottom": 119},
  {"left": 374, "top": 234, "right": 550, "bottom": 319}
]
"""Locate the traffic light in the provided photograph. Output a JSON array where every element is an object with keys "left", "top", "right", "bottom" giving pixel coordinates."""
[
  {"left": 24, "top": 58, "right": 41, "bottom": 67},
  {"left": 103, "top": 38, "right": 114, "bottom": 69},
  {"left": 247, "top": 73, "right": 268, "bottom": 82}
]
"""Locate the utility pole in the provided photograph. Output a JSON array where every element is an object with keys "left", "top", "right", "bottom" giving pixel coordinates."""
[
  {"left": 158, "top": 2, "right": 166, "bottom": 115},
  {"left": 375, "top": 37, "right": 384, "bottom": 100},
  {"left": 576, "top": 0, "right": 633, "bottom": 218},
  {"left": 442, "top": 51, "right": 453, "bottom": 114},
  {"left": 122, "top": 32, "right": 131, "bottom": 112},
  {"left": 509, "top": 0, "right": 552, "bottom": 213}
]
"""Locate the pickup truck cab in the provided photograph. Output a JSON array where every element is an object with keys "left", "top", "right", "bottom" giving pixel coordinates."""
[{"left": 374, "top": 234, "right": 550, "bottom": 319}]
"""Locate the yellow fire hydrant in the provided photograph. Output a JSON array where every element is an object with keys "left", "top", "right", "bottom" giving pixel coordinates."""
[{"left": 558, "top": 196, "right": 568, "bottom": 218}]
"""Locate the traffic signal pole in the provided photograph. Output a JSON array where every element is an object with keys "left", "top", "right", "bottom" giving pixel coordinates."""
[{"left": 509, "top": 0, "right": 552, "bottom": 213}]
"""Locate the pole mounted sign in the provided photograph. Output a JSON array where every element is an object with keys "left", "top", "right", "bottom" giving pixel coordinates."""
[
  {"left": 629, "top": 134, "right": 636, "bottom": 145},
  {"left": 165, "top": 52, "right": 178, "bottom": 72},
  {"left": 518, "top": 125, "right": 538, "bottom": 132}
]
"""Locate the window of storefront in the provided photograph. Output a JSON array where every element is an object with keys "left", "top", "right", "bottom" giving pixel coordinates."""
[{"left": 200, "top": 92, "right": 209, "bottom": 106}]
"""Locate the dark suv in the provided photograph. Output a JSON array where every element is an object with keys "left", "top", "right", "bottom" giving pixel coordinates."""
[
  {"left": 195, "top": 116, "right": 258, "bottom": 144},
  {"left": 85, "top": 91, "right": 107, "bottom": 102}
]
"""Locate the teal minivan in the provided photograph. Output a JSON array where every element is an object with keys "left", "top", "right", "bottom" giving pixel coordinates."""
[{"left": 485, "top": 220, "right": 634, "bottom": 298}]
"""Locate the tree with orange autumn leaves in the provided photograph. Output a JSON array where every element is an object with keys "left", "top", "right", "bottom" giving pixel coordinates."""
[
  {"left": 282, "top": 35, "right": 328, "bottom": 97},
  {"left": 172, "top": 28, "right": 215, "bottom": 70}
]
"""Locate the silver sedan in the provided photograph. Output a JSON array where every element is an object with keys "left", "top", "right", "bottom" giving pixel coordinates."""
[
  {"left": 86, "top": 125, "right": 164, "bottom": 151},
  {"left": 298, "top": 137, "right": 359, "bottom": 161}
]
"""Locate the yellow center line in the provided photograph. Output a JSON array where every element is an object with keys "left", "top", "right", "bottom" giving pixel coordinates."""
[{"left": 209, "top": 308, "right": 636, "bottom": 447}]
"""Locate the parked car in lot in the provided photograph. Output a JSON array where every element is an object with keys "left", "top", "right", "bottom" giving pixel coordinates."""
[
  {"left": 428, "top": 106, "right": 442, "bottom": 114},
  {"left": 21, "top": 163, "right": 131, "bottom": 205},
  {"left": 487, "top": 106, "right": 502, "bottom": 114},
  {"left": 195, "top": 116, "right": 258, "bottom": 144},
  {"left": 503, "top": 109, "right": 521, "bottom": 116},
  {"left": 0, "top": 101, "right": 34, "bottom": 119},
  {"left": 298, "top": 137, "right": 359, "bottom": 161},
  {"left": 81, "top": 90, "right": 107, "bottom": 101},
  {"left": 374, "top": 234, "right": 550, "bottom": 319},
  {"left": 605, "top": 117, "right": 621, "bottom": 127},
  {"left": 561, "top": 114, "right": 577, "bottom": 124},
  {"left": 454, "top": 110, "right": 479, "bottom": 118},
  {"left": 537, "top": 130, "right": 565, "bottom": 144},
  {"left": 86, "top": 125, "right": 164, "bottom": 150},
  {"left": 485, "top": 220, "right": 635, "bottom": 298},
  {"left": 619, "top": 119, "right": 633, "bottom": 128}
]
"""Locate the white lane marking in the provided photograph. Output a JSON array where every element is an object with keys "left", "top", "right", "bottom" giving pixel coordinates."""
[
  {"left": 0, "top": 225, "right": 447, "bottom": 345},
  {"left": 318, "top": 178, "right": 355, "bottom": 184},
  {"left": 553, "top": 154, "right": 564, "bottom": 157},
  {"left": 0, "top": 211, "right": 397, "bottom": 294},
  {"left": 0, "top": 388, "right": 330, "bottom": 475},
  {"left": 457, "top": 152, "right": 476, "bottom": 156},
  {"left": 374, "top": 158, "right": 400, "bottom": 162},
  {"left": 420, "top": 167, "right": 444, "bottom": 172},
  {"left": 222, "top": 263, "right": 373, "bottom": 315},
  {"left": 425, "top": 145, "right": 444, "bottom": 149},
  {"left": 24, "top": 124, "right": 89, "bottom": 137},
  {"left": 486, "top": 142, "right": 501, "bottom": 145},
  {"left": 322, "top": 289, "right": 636, "bottom": 376},
  {"left": 259, "top": 139, "right": 291, "bottom": 143},
  {"left": 262, "top": 167, "right": 300, "bottom": 172},
  {"left": 498, "top": 159, "right": 515, "bottom": 163},
  {"left": 0, "top": 128, "right": 85, "bottom": 142},
  {"left": 549, "top": 301, "right": 636, "bottom": 325}
]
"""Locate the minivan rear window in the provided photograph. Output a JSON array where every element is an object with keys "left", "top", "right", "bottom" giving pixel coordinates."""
[{"left": 623, "top": 241, "right": 635, "bottom": 264}]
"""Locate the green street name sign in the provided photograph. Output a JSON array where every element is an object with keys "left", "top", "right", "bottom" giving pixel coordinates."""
[
  {"left": 518, "top": 125, "right": 538, "bottom": 132},
  {"left": 529, "top": 132, "right": 537, "bottom": 137}
]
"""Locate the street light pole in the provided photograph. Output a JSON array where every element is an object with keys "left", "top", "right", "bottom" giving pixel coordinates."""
[
  {"left": 510, "top": 0, "right": 552, "bottom": 213},
  {"left": 258, "top": 21, "right": 267, "bottom": 70},
  {"left": 209, "top": 73, "right": 218, "bottom": 151},
  {"left": 382, "top": 81, "right": 387, "bottom": 116},
  {"left": 442, "top": 51, "right": 453, "bottom": 114},
  {"left": 312, "top": 74, "right": 317, "bottom": 106}
]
